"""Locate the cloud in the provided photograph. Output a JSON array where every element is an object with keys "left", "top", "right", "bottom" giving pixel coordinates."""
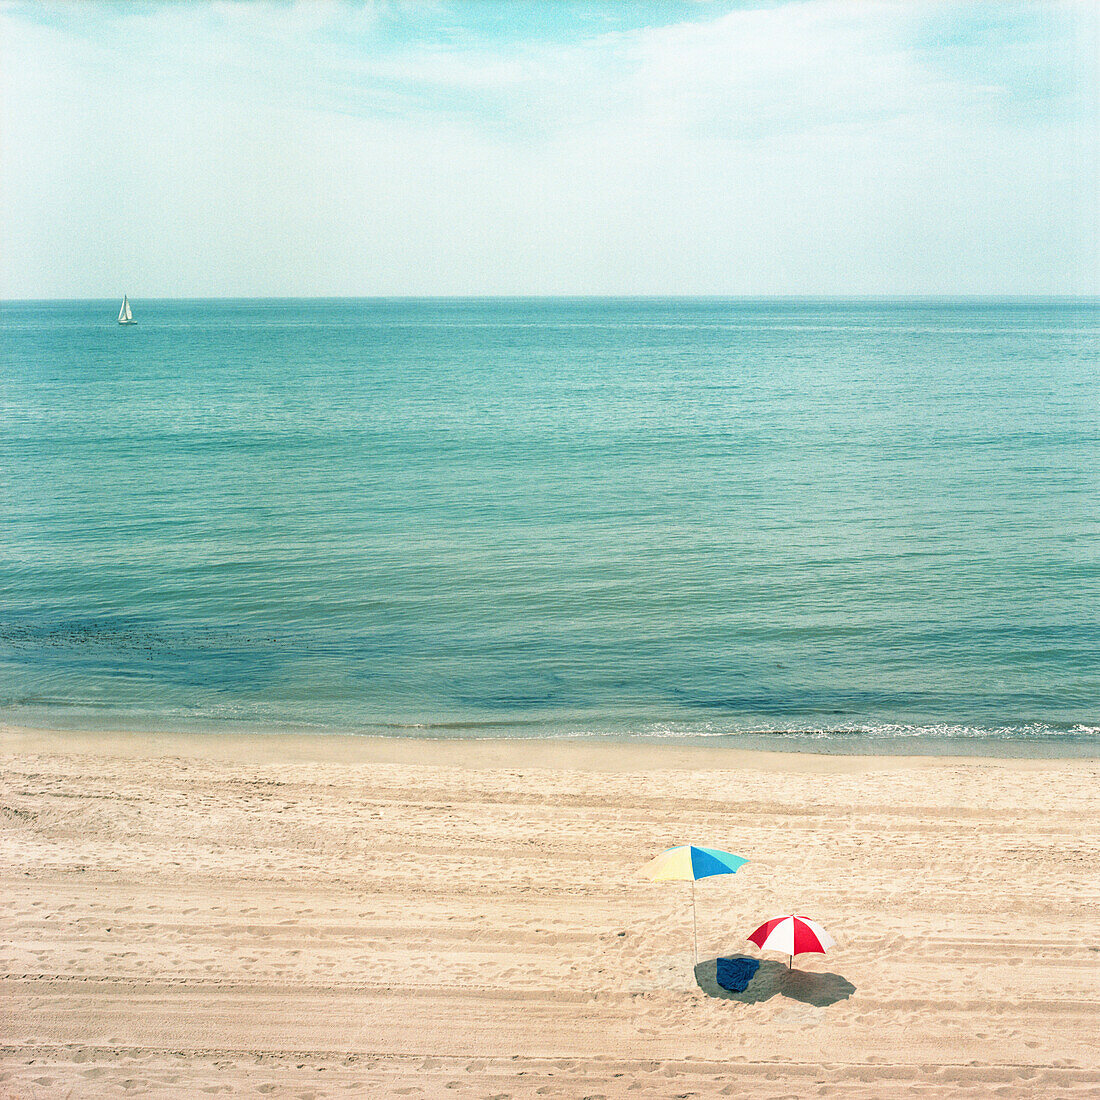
[{"left": 1, "top": 1, "right": 1096, "bottom": 296}]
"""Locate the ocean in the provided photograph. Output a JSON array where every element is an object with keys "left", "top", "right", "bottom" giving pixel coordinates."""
[{"left": 1, "top": 297, "right": 1097, "bottom": 754}]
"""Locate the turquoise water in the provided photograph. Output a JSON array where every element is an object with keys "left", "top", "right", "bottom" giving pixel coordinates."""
[{"left": 2, "top": 298, "right": 1097, "bottom": 754}]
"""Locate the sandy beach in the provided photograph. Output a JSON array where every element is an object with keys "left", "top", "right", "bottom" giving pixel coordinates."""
[{"left": 2, "top": 725, "right": 1098, "bottom": 1098}]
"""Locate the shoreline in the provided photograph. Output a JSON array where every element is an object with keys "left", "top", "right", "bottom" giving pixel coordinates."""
[
  {"left": 4, "top": 724, "right": 1098, "bottom": 1097},
  {"left": 5, "top": 721, "right": 1098, "bottom": 770},
  {"left": 4, "top": 720, "right": 1099, "bottom": 766}
]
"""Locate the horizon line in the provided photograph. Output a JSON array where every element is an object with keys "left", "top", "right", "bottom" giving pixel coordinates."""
[{"left": 4, "top": 293, "right": 1099, "bottom": 304}]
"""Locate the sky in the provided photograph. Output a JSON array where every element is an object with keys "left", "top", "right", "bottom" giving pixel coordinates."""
[{"left": 1, "top": 0, "right": 1098, "bottom": 298}]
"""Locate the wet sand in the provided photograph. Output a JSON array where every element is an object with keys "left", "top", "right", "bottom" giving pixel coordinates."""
[{"left": 2, "top": 726, "right": 1098, "bottom": 1098}]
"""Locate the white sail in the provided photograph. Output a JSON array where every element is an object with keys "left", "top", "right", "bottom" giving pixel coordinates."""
[{"left": 118, "top": 296, "right": 132, "bottom": 323}]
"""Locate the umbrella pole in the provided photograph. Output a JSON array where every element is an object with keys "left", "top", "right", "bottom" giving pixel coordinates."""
[
  {"left": 691, "top": 879, "right": 698, "bottom": 965},
  {"left": 789, "top": 954, "right": 793, "bottom": 969}
]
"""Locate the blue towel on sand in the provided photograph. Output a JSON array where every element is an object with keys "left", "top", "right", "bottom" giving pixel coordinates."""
[{"left": 716, "top": 956, "right": 760, "bottom": 992}]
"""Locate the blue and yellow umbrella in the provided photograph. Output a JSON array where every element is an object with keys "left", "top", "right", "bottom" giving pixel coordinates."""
[{"left": 640, "top": 845, "right": 749, "bottom": 963}]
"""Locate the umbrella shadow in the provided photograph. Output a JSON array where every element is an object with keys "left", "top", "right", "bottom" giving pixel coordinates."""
[{"left": 694, "top": 957, "right": 855, "bottom": 1007}]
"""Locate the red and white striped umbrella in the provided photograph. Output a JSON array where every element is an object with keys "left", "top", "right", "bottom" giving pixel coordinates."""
[{"left": 748, "top": 915, "right": 835, "bottom": 969}]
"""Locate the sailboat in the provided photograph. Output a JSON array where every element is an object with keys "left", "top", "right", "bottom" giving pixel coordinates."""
[{"left": 117, "top": 295, "right": 136, "bottom": 325}]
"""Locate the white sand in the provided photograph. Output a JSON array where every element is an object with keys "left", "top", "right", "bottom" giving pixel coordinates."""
[{"left": 2, "top": 725, "right": 1098, "bottom": 1098}]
